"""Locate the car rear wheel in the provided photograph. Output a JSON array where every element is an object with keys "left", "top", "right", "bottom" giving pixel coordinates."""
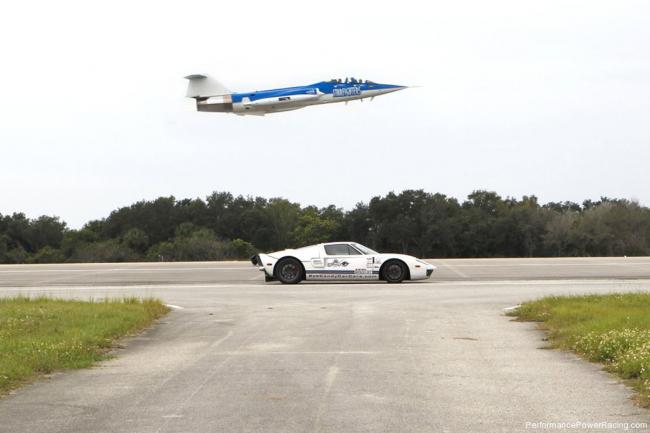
[
  {"left": 275, "top": 258, "right": 303, "bottom": 284},
  {"left": 382, "top": 260, "right": 406, "bottom": 283}
]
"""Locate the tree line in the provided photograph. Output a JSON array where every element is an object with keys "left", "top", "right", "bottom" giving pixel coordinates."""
[{"left": 1, "top": 190, "right": 649, "bottom": 264}]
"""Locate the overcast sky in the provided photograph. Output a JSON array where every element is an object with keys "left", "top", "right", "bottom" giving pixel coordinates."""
[{"left": 1, "top": 1, "right": 649, "bottom": 228}]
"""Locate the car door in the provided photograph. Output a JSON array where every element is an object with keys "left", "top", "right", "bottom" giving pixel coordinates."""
[{"left": 320, "top": 243, "right": 376, "bottom": 280}]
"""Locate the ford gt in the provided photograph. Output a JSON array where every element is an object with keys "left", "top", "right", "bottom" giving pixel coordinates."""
[{"left": 250, "top": 242, "right": 435, "bottom": 284}]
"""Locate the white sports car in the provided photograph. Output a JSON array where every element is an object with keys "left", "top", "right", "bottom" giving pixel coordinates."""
[{"left": 250, "top": 242, "right": 435, "bottom": 284}]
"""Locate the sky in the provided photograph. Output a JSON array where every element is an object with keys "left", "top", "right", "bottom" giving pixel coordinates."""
[{"left": 1, "top": 0, "right": 649, "bottom": 228}]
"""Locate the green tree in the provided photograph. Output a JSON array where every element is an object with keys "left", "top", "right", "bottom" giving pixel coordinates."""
[
  {"left": 417, "top": 193, "right": 462, "bottom": 258},
  {"left": 60, "top": 228, "right": 99, "bottom": 261},
  {"left": 344, "top": 203, "right": 372, "bottom": 246},
  {"left": 543, "top": 212, "right": 580, "bottom": 256},
  {"left": 72, "top": 239, "right": 137, "bottom": 263},
  {"left": 225, "top": 238, "right": 257, "bottom": 259},
  {"left": 31, "top": 246, "right": 65, "bottom": 263},
  {"left": 121, "top": 228, "right": 149, "bottom": 254},
  {"left": 28, "top": 216, "right": 66, "bottom": 252},
  {"left": 147, "top": 227, "right": 227, "bottom": 261},
  {"left": 496, "top": 196, "right": 547, "bottom": 257},
  {"left": 458, "top": 191, "right": 505, "bottom": 257},
  {"left": 266, "top": 198, "right": 300, "bottom": 249},
  {"left": 3, "top": 189, "right": 650, "bottom": 263},
  {"left": 0, "top": 234, "right": 10, "bottom": 263},
  {"left": 292, "top": 207, "right": 341, "bottom": 246}
]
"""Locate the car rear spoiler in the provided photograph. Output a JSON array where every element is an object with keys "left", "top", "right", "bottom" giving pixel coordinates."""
[{"left": 250, "top": 254, "right": 260, "bottom": 266}]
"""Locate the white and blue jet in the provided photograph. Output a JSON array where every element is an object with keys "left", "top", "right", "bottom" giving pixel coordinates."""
[{"left": 185, "top": 75, "right": 407, "bottom": 116}]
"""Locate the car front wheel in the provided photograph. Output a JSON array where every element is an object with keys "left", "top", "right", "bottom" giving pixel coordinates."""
[
  {"left": 382, "top": 260, "right": 406, "bottom": 283},
  {"left": 275, "top": 258, "right": 303, "bottom": 284}
]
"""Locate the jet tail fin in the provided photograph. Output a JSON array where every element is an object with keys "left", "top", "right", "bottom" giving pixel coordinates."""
[{"left": 185, "top": 74, "right": 231, "bottom": 98}]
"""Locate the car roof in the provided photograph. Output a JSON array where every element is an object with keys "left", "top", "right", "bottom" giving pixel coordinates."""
[{"left": 320, "top": 241, "right": 355, "bottom": 245}]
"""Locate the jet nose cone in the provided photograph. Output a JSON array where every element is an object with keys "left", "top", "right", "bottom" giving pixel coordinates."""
[{"left": 375, "top": 83, "right": 408, "bottom": 95}]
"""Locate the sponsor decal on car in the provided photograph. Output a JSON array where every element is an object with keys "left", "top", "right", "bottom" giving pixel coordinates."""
[{"left": 305, "top": 272, "right": 378, "bottom": 280}]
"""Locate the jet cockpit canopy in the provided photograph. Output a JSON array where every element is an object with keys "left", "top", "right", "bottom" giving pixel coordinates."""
[{"left": 327, "top": 78, "right": 373, "bottom": 84}]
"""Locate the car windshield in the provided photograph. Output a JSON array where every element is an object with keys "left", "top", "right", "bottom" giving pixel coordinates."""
[{"left": 353, "top": 243, "right": 378, "bottom": 255}]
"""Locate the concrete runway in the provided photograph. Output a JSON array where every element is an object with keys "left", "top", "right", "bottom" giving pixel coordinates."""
[
  {"left": 1, "top": 258, "right": 650, "bottom": 433},
  {"left": 1, "top": 257, "right": 650, "bottom": 287}
]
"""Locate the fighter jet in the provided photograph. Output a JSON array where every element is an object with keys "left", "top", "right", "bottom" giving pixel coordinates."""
[{"left": 185, "top": 75, "right": 407, "bottom": 116}]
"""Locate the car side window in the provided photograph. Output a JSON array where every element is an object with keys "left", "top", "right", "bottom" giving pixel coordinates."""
[
  {"left": 347, "top": 245, "right": 362, "bottom": 255},
  {"left": 325, "top": 244, "right": 363, "bottom": 255},
  {"left": 325, "top": 244, "right": 351, "bottom": 255}
]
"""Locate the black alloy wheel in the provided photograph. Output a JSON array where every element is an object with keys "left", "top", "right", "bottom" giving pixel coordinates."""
[
  {"left": 382, "top": 260, "right": 406, "bottom": 283},
  {"left": 275, "top": 258, "right": 303, "bottom": 284}
]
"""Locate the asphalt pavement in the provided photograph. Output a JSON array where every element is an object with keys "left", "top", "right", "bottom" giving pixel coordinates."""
[
  {"left": 1, "top": 256, "right": 650, "bottom": 288},
  {"left": 1, "top": 258, "right": 649, "bottom": 433}
]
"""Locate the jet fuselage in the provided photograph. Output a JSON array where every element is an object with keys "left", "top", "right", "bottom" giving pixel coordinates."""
[{"left": 186, "top": 76, "right": 406, "bottom": 116}]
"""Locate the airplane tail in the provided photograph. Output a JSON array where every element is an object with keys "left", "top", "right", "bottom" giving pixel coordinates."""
[{"left": 185, "top": 74, "right": 231, "bottom": 98}]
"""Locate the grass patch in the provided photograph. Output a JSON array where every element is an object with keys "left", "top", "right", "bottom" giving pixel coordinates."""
[
  {"left": 0, "top": 296, "right": 169, "bottom": 394},
  {"left": 509, "top": 293, "right": 650, "bottom": 406}
]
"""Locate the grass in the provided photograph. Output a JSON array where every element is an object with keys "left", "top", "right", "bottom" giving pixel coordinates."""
[
  {"left": 509, "top": 293, "right": 650, "bottom": 406},
  {"left": 0, "top": 296, "right": 169, "bottom": 394}
]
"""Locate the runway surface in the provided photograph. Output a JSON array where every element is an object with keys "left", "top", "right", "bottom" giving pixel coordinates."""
[
  {"left": 1, "top": 256, "right": 650, "bottom": 287},
  {"left": 1, "top": 258, "right": 650, "bottom": 433}
]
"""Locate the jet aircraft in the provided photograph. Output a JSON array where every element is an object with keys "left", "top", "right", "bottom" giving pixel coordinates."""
[{"left": 185, "top": 75, "right": 407, "bottom": 116}]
